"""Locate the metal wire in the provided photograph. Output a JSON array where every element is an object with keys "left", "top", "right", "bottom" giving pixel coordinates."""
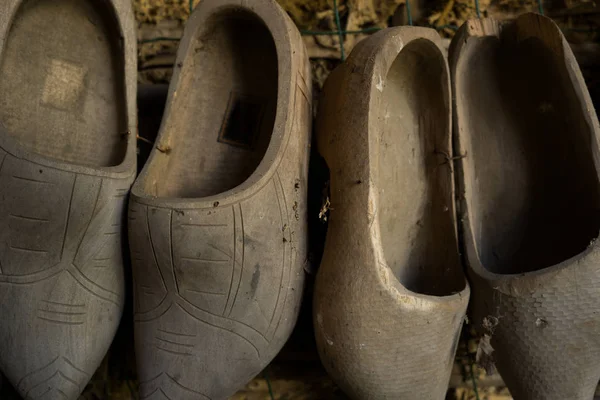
[
  {"left": 406, "top": 0, "right": 414, "bottom": 26},
  {"left": 537, "top": 0, "right": 545, "bottom": 15},
  {"left": 264, "top": 368, "right": 275, "bottom": 400},
  {"left": 470, "top": 363, "right": 481, "bottom": 400},
  {"left": 333, "top": 0, "right": 346, "bottom": 60}
]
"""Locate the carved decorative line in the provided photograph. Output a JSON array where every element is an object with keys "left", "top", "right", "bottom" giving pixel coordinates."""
[
  {"left": 26, "top": 371, "right": 79, "bottom": 398},
  {"left": 142, "top": 388, "right": 174, "bottom": 400},
  {"left": 66, "top": 270, "right": 119, "bottom": 306},
  {"left": 59, "top": 174, "right": 77, "bottom": 261},
  {"left": 40, "top": 300, "right": 85, "bottom": 309},
  {"left": 8, "top": 246, "right": 48, "bottom": 254},
  {"left": 138, "top": 372, "right": 163, "bottom": 385},
  {"left": 165, "top": 373, "right": 212, "bottom": 399},
  {"left": 224, "top": 206, "right": 236, "bottom": 315},
  {"left": 37, "top": 316, "right": 84, "bottom": 326},
  {"left": 91, "top": 265, "right": 108, "bottom": 269},
  {"left": 169, "top": 210, "right": 180, "bottom": 295},
  {"left": 0, "top": 269, "right": 62, "bottom": 285},
  {"left": 185, "top": 288, "right": 227, "bottom": 296},
  {"left": 134, "top": 297, "right": 172, "bottom": 322},
  {"left": 139, "top": 373, "right": 211, "bottom": 400},
  {"left": 17, "top": 356, "right": 59, "bottom": 389},
  {"left": 38, "top": 309, "right": 86, "bottom": 316},
  {"left": 146, "top": 206, "right": 168, "bottom": 293},
  {"left": 61, "top": 357, "right": 88, "bottom": 377},
  {"left": 179, "top": 223, "right": 228, "bottom": 228},
  {"left": 73, "top": 179, "right": 103, "bottom": 262},
  {"left": 155, "top": 345, "right": 192, "bottom": 357},
  {"left": 180, "top": 257, "right": 228, "bottom": 263},
  {"left": 157, "top": 328, "right": 195, "bottom": 338},
  {"left": 71, "top": 263, "right": 119, "bottom": 297},
  {"left": 228, "top": 204, "right": 245, "bottom": 317},
  {"left": 270, "top": 174, "right": 287, "bottom": 327},
  {"left": 155, "top": 337, "right": 194, "bottom": 348},
  {"left": 175, "top": 301, "right": 262, "bottom": 358},
  {"left": 55, "top": 371, "right": 79, "bottom": 388},
  {"left": 11, "top": 175, "right": 56, "bottom": 185},
  {"left": 268, "top": 172, "right": 294, "bottom": 340},
  {"left": 56, "top": 388, "right": 69, "bottom": 399},
  {"left": 9, "top": 214, "right": 49, "bottom": 222},
  {"left": 31, "top": 386, "right": 52, "bottom": 399},
  {"left": 208, "top": 243, "right": 232, "bottom": 259}
]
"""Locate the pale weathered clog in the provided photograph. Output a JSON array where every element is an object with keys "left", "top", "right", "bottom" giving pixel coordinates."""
[
  {"left": 128, "top": 0, "right": 312, "bottom": 398},
  {"left": 313, "top": 27, "right": 470, "bottom": 399},
  {"left": 0, "top": 0, "right": 137, "bottom": 399},
  {"left": 451, "top": 13, "right": 600, "bottom": 399}
]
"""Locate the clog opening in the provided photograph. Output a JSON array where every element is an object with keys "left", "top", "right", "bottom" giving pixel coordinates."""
[
  {"left": 456, "top": 33, "right": 600, "bottom": 274},
  {"left": 151, "top": 7, "right": 279, "bottom": 199},
  {"left": 378, "top": 39, "right": 465, "bottom": 296},
  {"left": 0, "top": 0, "right": 128, "bottom": 167}
]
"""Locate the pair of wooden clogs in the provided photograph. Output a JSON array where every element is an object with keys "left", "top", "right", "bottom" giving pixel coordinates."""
[
  {"left": 0, "top": 0, "right": 308, "bottom": 399},
  {"left": 0, "top": 0, "right": 599, "bottom": 399},
  {"left": 315, "top": 13, "right": 600, "bottom": 400}
]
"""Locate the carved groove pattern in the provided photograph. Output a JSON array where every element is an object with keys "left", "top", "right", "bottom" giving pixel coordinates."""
[
  {"left": 131, "top": 36, "right": 310, "bottom": 398},
  {"left": 0, "top": 151, "right": 133, "bottom": 399}
]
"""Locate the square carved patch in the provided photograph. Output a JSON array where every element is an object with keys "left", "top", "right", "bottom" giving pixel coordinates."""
[{"left": 41, "top": 59, "right": 87, "bottom": 110}]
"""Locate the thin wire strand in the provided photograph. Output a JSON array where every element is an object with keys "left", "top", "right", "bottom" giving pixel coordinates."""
[
  {"left": 189, "top": 0, "right": 194, "bottom": 13},
  {"left": 470, "top": 363, "right": 481, "bottom": 400},
  {"left": 264, "top": 368, "right": 275, "bottom": 400},
  {"left": 333, "top": 0, "right": 346, "bottom": 61},
  {"left": 537, "top": 0, "right": 545, "bottom": 15},
  {"left": 475, "top": 0, "right": 481, "bottom": 18},
  {"left": 406, "top": 0, "right": 413, "bottom": 26}
]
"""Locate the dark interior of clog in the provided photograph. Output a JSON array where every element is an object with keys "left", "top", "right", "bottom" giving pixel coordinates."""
[
  {"left": 151, "top": 9, "right": 278, "bottom": 199},
  {"left": 0, "top": 0, "right": 127, "bottom": 167},
  {"left": 456, "top": 33, "right": 600, "bottom": 274},
  {"left": 378, "top": 40, "right": 465, "bottom": 296}
]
